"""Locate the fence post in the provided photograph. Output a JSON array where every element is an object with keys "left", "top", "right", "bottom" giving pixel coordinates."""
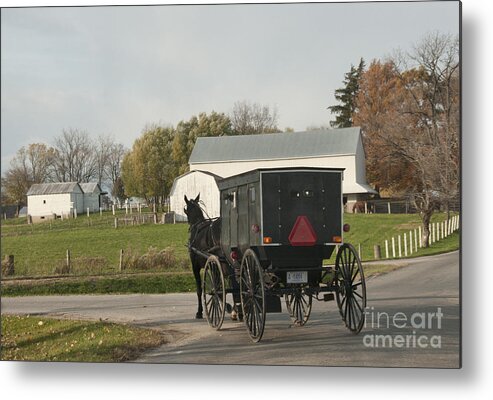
[
  {"left": 119, "top": 249, "right": 124, "bottom": 272},
  {"left": 358, "top": 244, "right": 362, "bottom": 260},
  {"left": 66, "top": 249, "right": 71, "bottom": 273},
  {"left": 385, "top": 240, "right": 389, "bottom": 259},
  {"left": 392, "top": 237, "right": 396, "bottom": 258},
  {"left": 374, "top": 245, "right": 381, "bottom": 260},
  {"left": 409, "top": 230, "right": 413, "bottom": 254},
  {"left": 418, "top": 226, "right": 422, "bottom": 248},
  {"left": 364, "top": 202, "right": 368, "bottom": 214},
  {"left": 388, "top": 202, "right": 391, "bottom": 214},
  {"left": 112, "top": 204, "right": 116, "bottom": 216},
  {"left": 398, "top": 235, "right": 402, "bottom": 258},
  {"left": 404, "top": 233, "right": 408, "bottom": 257},
  {"left": 114, "top": 218, "right": 118, "bottom": 229}
]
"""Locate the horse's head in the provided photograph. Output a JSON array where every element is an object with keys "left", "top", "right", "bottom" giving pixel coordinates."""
[{"left": 184, "top": 194, "right": 204, "bottom": 225}]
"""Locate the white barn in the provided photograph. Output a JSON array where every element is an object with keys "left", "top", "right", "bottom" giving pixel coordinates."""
[
  {"left": 27, "top": 182, "right": 105, "bottom": 222},
  {"left": 169, "top": 170, "right": 222, "bottom": 221},
  {"left": 187, "top": 127, "right": 376, "bottom": 212}
]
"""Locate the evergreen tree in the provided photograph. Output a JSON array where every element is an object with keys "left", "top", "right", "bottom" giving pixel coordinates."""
[{"left": 328, "top": 58, "right": 365, "bottom": 128}]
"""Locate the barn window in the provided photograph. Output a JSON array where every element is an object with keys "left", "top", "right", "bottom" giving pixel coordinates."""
[{"left": 232, "top": 191, "right": 237, "bottom": 208}]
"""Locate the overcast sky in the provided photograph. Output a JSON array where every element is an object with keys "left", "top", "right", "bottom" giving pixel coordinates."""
[{"left": 1, "top": 1, "right": 460, "bottom": 172}]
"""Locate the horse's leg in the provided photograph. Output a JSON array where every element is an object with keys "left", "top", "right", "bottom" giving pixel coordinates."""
[{"left": 192, "top": 259, "right": 203, "bottom": 319}]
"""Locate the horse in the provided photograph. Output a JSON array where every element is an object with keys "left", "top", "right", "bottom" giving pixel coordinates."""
[{"left": 184, "top": 194, "right": 222, "bottom": 319}]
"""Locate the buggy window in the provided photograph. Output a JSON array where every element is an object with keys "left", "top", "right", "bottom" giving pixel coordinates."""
[{"left": 249, "top": 187, "right": 256, "bottom": 203}]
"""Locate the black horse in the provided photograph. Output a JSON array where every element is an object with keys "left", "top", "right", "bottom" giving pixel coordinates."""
[{"left": 184, "top": 194, "right": 222, "bottom": 319}]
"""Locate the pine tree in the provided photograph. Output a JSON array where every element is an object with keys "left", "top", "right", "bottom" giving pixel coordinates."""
[{"left": 328, "top": 58, "right": 365, "bottom": 128}]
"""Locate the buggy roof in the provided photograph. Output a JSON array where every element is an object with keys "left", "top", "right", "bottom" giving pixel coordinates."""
[{"left": 217, "top": 167, "right": 345, "bottom": 191}]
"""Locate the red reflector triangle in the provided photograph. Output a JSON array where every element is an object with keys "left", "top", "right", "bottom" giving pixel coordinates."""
[{"left": 288, "top": 216, "right": 318, "bottom": 246}]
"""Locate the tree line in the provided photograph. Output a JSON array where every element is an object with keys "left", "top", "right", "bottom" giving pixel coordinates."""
[
  {"left": 328, "top": 32, "right": 459, "bottom": 246},
  {"left": 1, "top": 100, "right": 282, "bottom": 210}
]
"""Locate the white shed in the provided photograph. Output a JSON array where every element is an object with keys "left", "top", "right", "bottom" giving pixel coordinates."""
[
  {"left": 169, "top": 170, "right": 222, "bottom": 221},
  {"left": 80, "top": 182, "right": 105, "bottom": 212},
  {"left": 27, "top": 182, "right": 84, "bottom": 221},
  {"left": 188, "top": 127, "right": 377, "bottom": 212}
]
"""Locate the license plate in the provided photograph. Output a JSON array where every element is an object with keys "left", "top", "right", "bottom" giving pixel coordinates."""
[{"left": 287, "top": 271, "right": 308, "bottom": 284}]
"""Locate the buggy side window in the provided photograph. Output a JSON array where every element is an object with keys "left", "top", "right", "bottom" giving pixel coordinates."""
[{"left": 249, "top": 187, "right": 256, "bottom": 203}]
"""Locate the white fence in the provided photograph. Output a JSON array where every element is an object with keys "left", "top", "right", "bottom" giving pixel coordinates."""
[{"left": 381, "top": 215, "right": 460, "bottom": 260}]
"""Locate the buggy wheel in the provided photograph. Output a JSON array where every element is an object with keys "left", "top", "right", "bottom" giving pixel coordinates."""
[
  {"left": 202, "top": 255, "right": 226, "bottom": 330},
  {"left": 240, "top": 249, "right": 266, "bottom": 343},
  {"left": 335, "top": 244, "right": 367, "bottom": 334},
  {"left": 285, "top": 289, "right": 312, "bottom": 326}
]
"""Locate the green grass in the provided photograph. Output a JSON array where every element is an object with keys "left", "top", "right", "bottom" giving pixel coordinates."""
[
  {"left": 339, "top": 212, "right": 459, "bottom": 262},
  {"left": 1, "top": 211, "right": 189, "bottom": 276},
  {"left": 1, "top": 314, "right": 167, "bottom": 362},
  {"left": 1, "top": 272, "right": 196, "bottom": 297},
  {"left": 1, "top": 211, "right": 459, "bottom": 280}
]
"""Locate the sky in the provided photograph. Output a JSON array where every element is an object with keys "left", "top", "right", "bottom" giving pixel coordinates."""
[{"left": 1, "top": 0, "right": 460, "bottom": 172}]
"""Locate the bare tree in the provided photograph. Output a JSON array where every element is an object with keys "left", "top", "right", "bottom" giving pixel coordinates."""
[
  {"left": 52, "top": 128, "right": 97, "bottom": 183},
  {"left": 106, "top": 142, "right": 127, "bottom": 195},
  {"left": 94, "top": 135, "right": 114, "bottom": 187},
  {"left": 355, "top": 32, "right": 459, "bottom": 247},
  {"left": 230, "top": 101, "right": 280, "bottom": 135},
  {"left": 1, "top": 143, "right": 55, "bottom": 209}
]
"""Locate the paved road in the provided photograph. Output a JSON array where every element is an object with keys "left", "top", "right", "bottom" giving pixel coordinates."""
[{"left": 2, "top": 251, "right": 460, "bottom": 368}]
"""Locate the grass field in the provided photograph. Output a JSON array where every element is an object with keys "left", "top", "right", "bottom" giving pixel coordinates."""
[
  {"left": 1, "top": 314, "right": 166, "bottom": 362},
  {"left": 1, "top": 210, "right": 459, "bottom": 280}
]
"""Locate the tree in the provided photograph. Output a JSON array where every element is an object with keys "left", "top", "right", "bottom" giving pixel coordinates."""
[
  {"left": 121, "top": 124, "right": 176, "bottom": 207},
  {"left": 230, "top": 101, "right": 280, "bottom": 135},
  {"left": 328, "top": 58, "right": 365, "bottom": 128},
  {"left": 52, "top": 128, "right": 97, "bottom": 183},
  {"left": 111, "top": 176, "right": 127, "bottom": 206},
  {"left": 354, "top": 33, "right": 459, "bottom": 247},
  {"left": 172, "top": 111, "right": 232, "bottom": 174},
  {"left": 94, "top": 135, "right": 113, "bottom": 187},
  {"left": 105, "top": 142, "right": 127, "bottom": 195},
  {"left": 1, "top": 143, "right": 55, "bottom": 209}
]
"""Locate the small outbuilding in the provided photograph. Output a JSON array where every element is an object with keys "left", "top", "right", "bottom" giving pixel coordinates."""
[
  {"left": 79, "top": 182, "right": 105, "bottom": 212},
  {"left": 27, "top": 182, "right": 106, "bottom": 222}
]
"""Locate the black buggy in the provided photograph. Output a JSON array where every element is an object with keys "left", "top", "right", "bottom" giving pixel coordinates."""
[{"left": 190, "top": 167, "right": 366, "bottom": 343}]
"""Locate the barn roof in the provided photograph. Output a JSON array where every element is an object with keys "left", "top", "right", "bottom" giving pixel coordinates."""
[
  {"left": 79, "top": 182, "right": 103, "bottom": 194},
  {"left": 189, "top": 127, "right": 361, "bottom": 164},
  {"left": 27, "top": 182, "right": 82, "bottom": 196}
]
